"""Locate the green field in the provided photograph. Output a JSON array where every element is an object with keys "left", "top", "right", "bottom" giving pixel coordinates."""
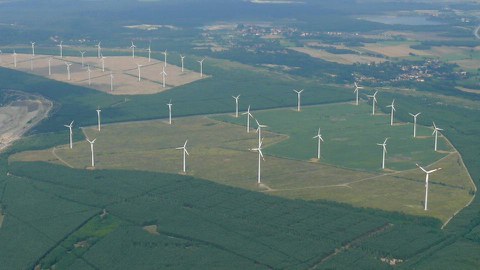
[{"left": 12, "top": 103, "right": 474, "bottom": 222}]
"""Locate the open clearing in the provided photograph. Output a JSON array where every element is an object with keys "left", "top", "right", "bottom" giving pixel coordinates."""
[
  {"left": 12, "top": 103, "right": 474, "bottom": 222},
  {"left": 291, "top": 47, "right": 386, "bottom": 64},
  {"left": 362, "top": 42, "right": 432, "bottom": 58},
  {"left": 0, "top": 53, "right": 205, "bottom": 95},
  {"left": 0, "top": 90, "right": 52, "bottom": 152}
]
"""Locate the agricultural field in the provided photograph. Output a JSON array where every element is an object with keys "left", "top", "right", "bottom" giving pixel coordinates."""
[
  {"left": 12, "top": 102, "right": 474, "bottom": 222},
  {"left": 361, "top": 41, "right": 432, "bottom": 58},
  {"left": 291, "top": 47, "right": 386, "bottom": 64},
  {"left": 0, "top": 53, "right": 204, "bottom": 95}
]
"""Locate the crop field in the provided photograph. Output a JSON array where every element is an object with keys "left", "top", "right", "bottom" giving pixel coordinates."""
[
  {"left": 11, "top": 102, "right": 474, "bottom": 222},
  {"left": 361, "top": 42, "right": 432, "bottom": 58},
  {"left": 291, "top": 47, "right": 386, "bottom": 64},
  {"left": 0, "top": 53, "right": 204, "bottom": 95}
]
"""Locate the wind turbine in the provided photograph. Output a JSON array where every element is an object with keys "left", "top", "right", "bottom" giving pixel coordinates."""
[
  {"left": 30, "top": 42, "right": 35, "bottom": 56},
  {"left": 313, "top": 128, "right": 324, "bottom": 160},
  {"left": 30, "top": 56, "right": 34, "bottom": 71},
  {"left": 432, "top": 122, "right": 443, "bottom": 152},
  {"left": 162, "top": 49, "right": 167, "bottom": 67},
  {"left": 80, "top": 51, "right": 86, "bottom": 67},
  {"left": 366, "top": 91, "right": 378, "bottom": 115},
  {"left": 86, "top": 138, "right": 97, "bottom": 168},
  {"left": 101, "top": 56, "right": 106, "bottom": 72},
  {"left": 0, "top": 50, "right": 3, "bottom": 64},
  {"left": 64, "top": 121, "right": 74, "bottom": 149},
  {"left": 176, "top": 140, "right": 189, "bottom": 173},
  {"left": 96, "top": 108, "right": 102, "bottom": 131},
  {"left": 167, "top": 100, "right": 173, "bottom": 124},
  {"left": 386, "top": 99, "right": 396, "bottom": 126},
  {"left": 416, "top": 164, "right": 441, "bottom": 211},
  {"left": 96, "top": 41, "right": 102, "bottom": 59},
  {"left": 87, "top": 65, "right": 92, "bottom": 85},
  {"left": 137, "top": 64, "right": 143, "bottom": 81},
  {"left": 65, "top": 62, "right": 72, "bottom": 81},
  {"left": 250, "top": 138, "right": 265, "bottom": 184},
  {"left": 130, "top": 41, "right": 136, "bottom": 59},
  {"left": 147, "top": 44, "right": 152, "bottom": 62},
  {"left": 58, "top": 41, "right": 63, "bottom": 58},
  {"left": 377, "top": 138, "right": 388, "bottom": 169},
  {"left": 242, "top": 105, "right": 254, "bottom": 133},
  {"left": 161, "top": 66, "right": 167, "bottom": 88},
  {"left": 198, "top": 58, "right": 205, "bottom": 77},
  {"left": 232, "top": 95, "right": 240, "bottom": 118},
  {"left": 48, "top": 58, "right": 52, "bottom": 76},
  {"left": 293, "top": 89, "right": 304, "bottom": 112},
  {"left": 353, "top": 82, "right": 364, "bottom": 106},
  {"left": 110, "top": 71, "right": 114, "bottom": 91},
  {"left": 13, "top": 50, "right": 17, "bottom": 68},
  {"left": 255, "top": 119, "right": 267, "bottom": 146},
  {"left": 180, "top": 55, "right": 185, "bottom": 72},
  {"left": 409, "top": 112, "right": 421, "bottom": 138}
]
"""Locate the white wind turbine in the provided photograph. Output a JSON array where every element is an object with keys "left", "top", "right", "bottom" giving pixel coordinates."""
[
  {"left": 0, "top": 50, "right": 3, "bottom": 64},
  {"left": 416, "top": 163, "right": 441, "bottom": 211},
  {"left": 96, "top": 41, "right": 102, "bottom": 59},
  {"left": 366, "top": 91, "right": 378, "bottom": 115},
  {"left": 255, "top": 119, "right": 267, "bottom": 146},
  {"left": 58, "top": 41, "right": 63, "bottom": 58},
  {"left": 409, "top": 112, "right": 421, "bottom": 138},
  {"left": 162, "top": 49, "right": 167, "bottom": 67},
  {"left": 147, "top": 44, "right": 152, "bottom": 62},
  {"left": 31, "top": 42, "right": 35, "bottom": 56},
  {"left": 167, "top": 100, "right": 173, "bottom": 124},
  {"left": 86, "top": 138, "right": 97, "bottom": 168},
  {"left": 13, "top": 50, "right": 17, "bottom": 68},
  {"left": 161, "top": 66, "right": 167, "bottom": 88},
  {"left": 96, "top": 108, "right": 102, "bottom": 131},
  {"left": 377, "top": 138, "right": 388, "bottom": 169},
  {"left": 80, "top": 51, "right": 86, "bottom": 67},
  {"left": 176, "top": 140, "right": 189, "bottom": 173},
  {"left": 65, "top": 62, "right": 72, "bottom": 81},
  {"left": 432, "top": 122, "right": 443, "bottom": 152},
  {"left": 232, "top": 95, "right": 240, "bottom": 118},
  {"left": 242, "top": 105, "right": 254, "bottom": 133},
  {"left": 130, "top": 41, "right": 136, "bottom": 59},
  {"left": 250, "top": 138, "right": 265, "bottom": 184},
  {"left": 180, "top": 55, "right": 185, "bottom": 72},
  {"left": 386, "top": 99, "right": 396, "bottom": 126},
  {"left": 48, "top": 58, "right": 52, "bottom": 76},
  {"left": 353, "top": 82, "right": 364, "bottom": 106},
  {"left": 87, "top": 65, "right": 92, "bottom": 85},
  {"left": 64, "top": 120, "right": 74, "bottom": 149},
  {"left": 198, "top": 58, "right": 205, "bottom": 77},
  {"left": 293, "top": 89, "right": 304, "bottom": 112},
  {"left": 110, "top": 71, "right": 114, "bottom": 91},
  {"left": 137, "top": 64, "right": 143, "bottom": 81},
  {"left": 30, "top": 56, "right": 34, "bottom": 71},
  {"left": 101, "top": 56, "right": 106, "bottom": 72},
  {"left": 313, "top": 128, "right": 324, "bottom": 160}
]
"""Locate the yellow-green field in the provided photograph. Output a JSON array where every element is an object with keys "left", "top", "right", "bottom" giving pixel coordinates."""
[{"left": 11, "top": 104, "right": 475, "bottom": 222}]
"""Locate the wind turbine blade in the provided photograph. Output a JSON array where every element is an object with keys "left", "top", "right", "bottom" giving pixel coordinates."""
[
  {"left": 184, "top": 140, "right": 188, "bottom": 147},
  {"left": 416, "top": 163, "right": 428, "bottom": 173},
  {"left": 184, "top": 149, "right": 189, "bottom": 156}
]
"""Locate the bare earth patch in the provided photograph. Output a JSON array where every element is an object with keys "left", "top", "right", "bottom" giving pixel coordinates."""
[
  {"left": 0, "top": 53, "right": 206, "bottom": 95},
  {"left": 0, "top": 90, "right": 52, "bottom": 152},
  {"left": 362, "top": 43, "right": 431, "bottom": 58},
  {"left": 291, "top": 47, "right": 385, "bottom": 64},
  {"left": 143, "top": 225, "right": 159, "bottom": 235},
  {"left": 456, "top": 86, "right": 480, "bottom": 94}
]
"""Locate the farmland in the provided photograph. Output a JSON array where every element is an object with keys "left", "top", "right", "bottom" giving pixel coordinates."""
[{"left": 12, "top": 102, "right": 474, "bottom": 222}]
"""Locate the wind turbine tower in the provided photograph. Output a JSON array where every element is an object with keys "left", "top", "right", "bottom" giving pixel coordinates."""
[
  {"left": 366, "top": 91, "right": 378, "bottom": 115},
  {"left": 64, "top": 121, "right": 74, "bottom": 149},
  {"left": 87, "top": 65, "right": 92, "bottom": 85},
  {"left": 96, "top": 42, "right": 102, "bottom": 59},
  {"left": 167, "top": 100, "right": 173, "bottom": 124},
  {"left": 354, "top": 82, "right": 364, "bottom": 106},
  {"left": 80, "top": 51, "right": 86, "bottom": 67},
  {"left": 58, "top": 41, "right": 63, "bottom": 58},
  {"left": 432, "top": 122, "right": 443, "bottom": 152},
  {"left": 242, "top": 105, "right": 254, "bottom": 133},
  {"left": 147, "top": 44, "right": 152, "bottom": 62},
  {"left": 31, "top": 42, "right": 35, "bottom": 56},
  {"left": 377, "top": 138, "right": 388, "bottom": 169},
  {"left": 313, "top": 128, "right": 324, "bottom": 160},
  {"left": 130, "top": 41, "right": 136, "bottom": 59},
  {"left": 416, "top": 164, "right": 441, "bottom": 211},
  {"left": 232, "top": 95, "right": 240, "bottom": 118},
  {"left": 110, "top": 72, "right": 114, "bottom": 91},
  {"left": 96, "top": 108, "right": 102, "bottom": 131},
  {"left": 48, "top": 58, "right": 52, "bottom": 76},
  {"left": 250, "top": 138, "right": 265, "bottom": 184},
  {"left": 409, "top": 112, "right": 421, "bottom": 138},
  {"left": 386, "top": 99, "right": 396, "bottom": 126},
  {"left": 137, "top": 64, "right": 143, "bottom": 81},
  {"left": 161, "top": 66, "right": 167, "bottom": 88},
  {"left": 255, "top": 119, "right": 267, "bottom": 146},
  {"left": 101, "top": 56, "right": 106, "bottom": 72},
  {"left": 65, "top": 62, "right": 72, "bottom": 81},
  {"left": 293, "top": 89, "right": 304, "bottom": 112},
  {"left": 198, "top": 58, "right": 205, "bottom": 77},
  {"left": 13, "top": 50, "right": 17, "bottom": 68},
  {"left": 176, "top": 140, "right": 189, "bottom": 173},
  {"left": 86, "top": 138, "right": 97, "bottom": 168},
  {"left": 162, "top": 49, "right": 167, "bottom": 67},
  {"left": 180, "top": 55, "right": 185, "bottom": 72}
]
